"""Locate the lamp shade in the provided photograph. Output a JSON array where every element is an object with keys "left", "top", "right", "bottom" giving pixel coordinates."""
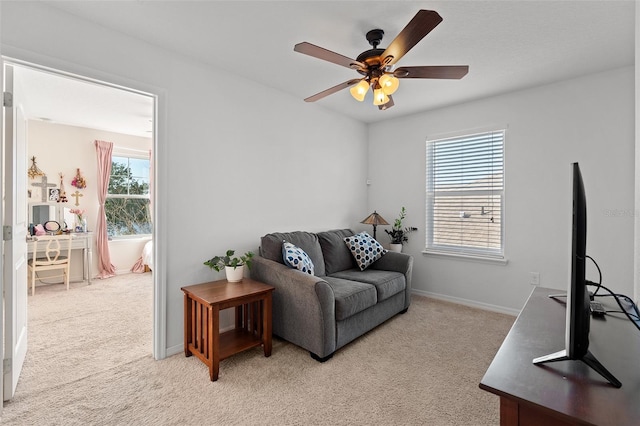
[
  {"left": 373, "top": 86, "right": 390, "bottom": 106},
  {"left": 379, "top": 74, "right": 400, "bottom": 95},
  {"left": 361, "top": 211, "right": 389, "bottom": 239},
  {"left": 360, "top": 211, "right": 389, "bottom": 226},
  {"left": 349, "top": 80, "right": 369, "bottom": 102}
]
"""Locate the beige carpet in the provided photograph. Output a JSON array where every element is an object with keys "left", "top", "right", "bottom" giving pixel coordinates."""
[{"left": 1, "top": 274, "right": 514, "bottom": 425}]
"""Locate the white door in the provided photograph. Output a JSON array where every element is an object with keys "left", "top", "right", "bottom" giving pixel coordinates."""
[{"left": 2, "top": 63, "right": 29, "bottom": 401}]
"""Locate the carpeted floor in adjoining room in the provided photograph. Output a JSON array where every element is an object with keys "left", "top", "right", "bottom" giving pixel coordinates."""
[{"left": 1, "top": 274, "right": 514, "bottom": 425}]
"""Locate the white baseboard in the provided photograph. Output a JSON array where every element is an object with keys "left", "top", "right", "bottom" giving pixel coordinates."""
[
  {"left": 166, "top": 344, "right": 183, "bottom": 357},
  {"left": 412, "top": 289, "right": 519, "bottom": 317}
]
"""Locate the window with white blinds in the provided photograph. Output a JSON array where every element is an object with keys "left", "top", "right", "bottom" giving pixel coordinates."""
[{"left": 426, "top": 129, "right": 505, "bottom": 259}]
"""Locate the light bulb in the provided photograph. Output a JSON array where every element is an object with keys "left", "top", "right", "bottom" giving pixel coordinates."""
[
  {"left": 373, "top": 87, "right": 390, "bottom": 106},
  {"left": 349, "top": 80, "right": 369, "bottom": 102},
  {"left": 379, "top": 74, "right": 399, "bottom": 95}
]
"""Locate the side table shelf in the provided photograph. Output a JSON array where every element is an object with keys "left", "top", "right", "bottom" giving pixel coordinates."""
[
  {"left": 182, "top": 278, "right": 275, "bottom": 381},
  {"left": 219, "top": 328, "right": 262, "bottom": 359}
]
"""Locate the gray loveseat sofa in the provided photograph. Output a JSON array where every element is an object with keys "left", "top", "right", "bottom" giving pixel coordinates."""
[{"left": 250, "top": 229, "right": 413, "bottom": 361}]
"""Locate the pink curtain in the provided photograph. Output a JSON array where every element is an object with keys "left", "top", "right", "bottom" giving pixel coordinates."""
[
  {"left": 131, "top": 257, "right": 146, "bottom": 273},
  {"left": 95, "top": 140, "right": 116, "bottom": 278}
]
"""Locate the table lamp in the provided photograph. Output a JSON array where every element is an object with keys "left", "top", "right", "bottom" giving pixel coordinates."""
[{"left": 360, "top": 211, "right": 389, "bottom": 239}]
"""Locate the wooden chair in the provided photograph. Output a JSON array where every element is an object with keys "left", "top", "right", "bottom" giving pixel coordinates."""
[{"left": 27, "top": 234, "right": 72, "bottom": 296}]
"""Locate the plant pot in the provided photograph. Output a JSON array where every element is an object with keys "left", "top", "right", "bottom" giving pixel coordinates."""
[
  {"left": 225, "top": 265, "right": 244, "bottom": 282},
  {"left": 389, "top": 243, "right": 403, "bottom": 253}
]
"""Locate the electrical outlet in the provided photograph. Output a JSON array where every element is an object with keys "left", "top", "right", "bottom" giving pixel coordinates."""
[{"left": 530, "top": 272, "right": 540, "bottom": 286}]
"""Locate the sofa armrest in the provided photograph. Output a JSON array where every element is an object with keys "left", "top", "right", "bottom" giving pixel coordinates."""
[
  {"left": 370, "top": 251, "right": 413, "bottom": 309},
  {"left": 250, "top": 256, "right": 336, "bottom": 358}
]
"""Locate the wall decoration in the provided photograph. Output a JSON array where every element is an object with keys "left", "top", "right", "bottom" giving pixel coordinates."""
[
  {"left": 71, "top": 190, "right": 84, "bottom": 206},
  {"left": 48, "top": 187, "right": 60, "bottom": 202},
  {"left": 71, "top": 168, "right": 87, "bottom": 189},
  {"left": 58, "top": 172, "right": 68, "bottom": 203},
  {"left": 28, "top": 156, "right": 45, "bottom": 179},
  {"left": 32, "top": 175, "right": 56, "bottom": 202}
]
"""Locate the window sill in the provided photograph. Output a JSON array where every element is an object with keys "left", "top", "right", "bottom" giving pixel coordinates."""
[
  {"left": 109, "top": 235, "right": 152, "bottom": 243},
  {"left": 422, "top": 249, "right": 508, "bottom": 265}
]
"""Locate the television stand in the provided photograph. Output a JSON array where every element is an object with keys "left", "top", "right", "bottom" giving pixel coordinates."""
[
  {"left": 480, "top": 287, "right": 640, "bottom": 425},
  {"left": 533, "top": 348, "right": 622, "bottom": 388}
]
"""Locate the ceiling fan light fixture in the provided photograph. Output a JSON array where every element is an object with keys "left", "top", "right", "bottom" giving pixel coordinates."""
[
  {"left": 379, "top": 74, "right": 399, "bottom": 95},
  {"left": 372, "top": 86, "right": 390, "bottom": 106},
  {"left": 294, "top": 10, "right": 469, "bottom": 110},
  {"left": 349, "top": 80, "right": 369, "bottom": 102}
]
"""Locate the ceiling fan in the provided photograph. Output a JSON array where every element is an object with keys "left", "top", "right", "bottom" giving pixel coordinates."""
[{"left": 294, "top": 10, "right": 468, "bottom": 110}]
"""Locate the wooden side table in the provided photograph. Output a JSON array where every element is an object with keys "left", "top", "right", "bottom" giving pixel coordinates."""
[{"left": 181, "top": 278, "right": 274, "bottom": 381}]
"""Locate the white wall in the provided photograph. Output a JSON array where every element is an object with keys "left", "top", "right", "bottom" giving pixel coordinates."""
[
  {"left": 369, "top": 66, "right": 635, "bottom": 313},
  {"left": 635, "top": 1, "right": 639, "bottom": 306},
  {"left": 27, "top": 120, "right": 152, "bottom": 276},
  {"left": 1, "top": 2, "right": 368, "bottom": 355}
]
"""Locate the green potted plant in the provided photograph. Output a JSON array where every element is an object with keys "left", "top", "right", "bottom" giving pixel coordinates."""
[
  {"left": 204, "top": 249, "right": 254, "bottom": 282},
  {"left": 385, "top": 207, "right": 417, "bottom": 252}
]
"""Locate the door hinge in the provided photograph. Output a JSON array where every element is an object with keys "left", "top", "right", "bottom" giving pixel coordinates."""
[
  {"left": 3, "top": 358, "right": 11, "bottom": 373},
  {"left": 3, "top": 225, "right": 12, "bottom": 241},
  {"left": 3, "top": 91, "right": 13, "bottom": 108}
]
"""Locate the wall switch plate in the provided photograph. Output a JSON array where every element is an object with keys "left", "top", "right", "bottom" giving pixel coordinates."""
[{"left": 530, "top": 272, "right": 540, "bottom": 286}]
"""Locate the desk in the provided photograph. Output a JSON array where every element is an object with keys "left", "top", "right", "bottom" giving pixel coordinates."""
[
  {"left": 181, "top": 278, "right": 274, "bottom": 381},
  {"left": 27, "top": 232, "right": 93, "bottom": 284},
  {"left": 480, "top": 287, "right": 640, "bottom": 426}
]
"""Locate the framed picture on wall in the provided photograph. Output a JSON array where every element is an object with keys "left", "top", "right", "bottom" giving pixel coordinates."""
[{"left": 48, "top": 188, "right": 60, "bottom": 202}]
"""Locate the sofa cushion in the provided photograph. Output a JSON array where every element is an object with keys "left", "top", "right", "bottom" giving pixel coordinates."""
[
  {"left": 317, "top": 229, "right": 356, "bottom": 275},
  {"left": 343, "top": 232, "right": 387, "bottom": 271},
  {"left": 322, "top": 277, "right": 377, "bottom": 321},
  {"left": 260, "top": 231, "right": 325, "bottom": 276},
  {"left": 282, "top": 241, "right": 314, "bottom": 275},
  {"left": 329, "top": 269, "right": 405, "bottom": 303}
]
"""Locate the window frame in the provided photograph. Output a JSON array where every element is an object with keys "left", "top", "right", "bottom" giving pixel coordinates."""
[
  {"left": 106, "top": 153, "right": 151, "bottom": 239},
  {"left": 425, "top": 128, "right": 506, "bottom": 262}
]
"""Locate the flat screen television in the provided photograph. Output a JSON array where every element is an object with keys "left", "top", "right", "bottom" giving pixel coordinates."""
[{"left": 532, "top": 162, "right": 621, "bottom": 388}]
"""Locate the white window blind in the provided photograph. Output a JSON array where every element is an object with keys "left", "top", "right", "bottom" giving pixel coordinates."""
[{"left": 426, "top": 129, "right": 505, "bottom": 258}]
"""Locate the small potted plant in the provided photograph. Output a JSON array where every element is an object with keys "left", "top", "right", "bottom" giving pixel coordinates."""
[
  {"left": 204, "top": 249, "right": 254, "bottom": 282},
  {"left": 385, "top": 207, "right": 417, "bottom": 252}
]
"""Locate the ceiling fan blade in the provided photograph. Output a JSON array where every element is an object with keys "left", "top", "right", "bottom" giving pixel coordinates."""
[
  {"left": 304, "top": 79, "right": 361, "bottom": 102},
  {"left": 294, "top": 42, "right": 365, "bottom": 70},
  {"left": 381, "top": 10, "right": 443, "bottom": 67},
  {"left": 394, "top": 65, "right": 469, "bottom": 79},
  {"left": 378, "top": 95, "right": 394, "bottom": 110}
]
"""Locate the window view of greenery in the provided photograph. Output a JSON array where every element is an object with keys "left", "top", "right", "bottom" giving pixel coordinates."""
[{"left": 106, "top": 156, "right": 151, "bottom": 237}]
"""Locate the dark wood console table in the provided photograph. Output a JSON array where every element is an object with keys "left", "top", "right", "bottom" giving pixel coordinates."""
[{"left": 480, "top": 286, "right": 640, "bottom": 426}]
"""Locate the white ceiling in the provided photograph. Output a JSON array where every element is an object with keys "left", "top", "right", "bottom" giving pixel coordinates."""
[
  {"left": 14, "top": 66, "right": 154, "bottom": 138},
  {"left": 19, "top": 1, "right": 635, "bottom": 135}
]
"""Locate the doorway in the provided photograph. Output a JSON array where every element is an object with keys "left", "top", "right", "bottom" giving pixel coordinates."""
[{"left": 3, "top": 60, "right": 160, "bottom": 402}]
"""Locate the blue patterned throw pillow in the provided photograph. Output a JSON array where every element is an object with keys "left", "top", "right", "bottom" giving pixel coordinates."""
[
  {"left": 343, "top": 232, "right": 387, "bottom": 271},
  {"left": 282, "top": 241, "right": 315, "bottom": 275}
]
